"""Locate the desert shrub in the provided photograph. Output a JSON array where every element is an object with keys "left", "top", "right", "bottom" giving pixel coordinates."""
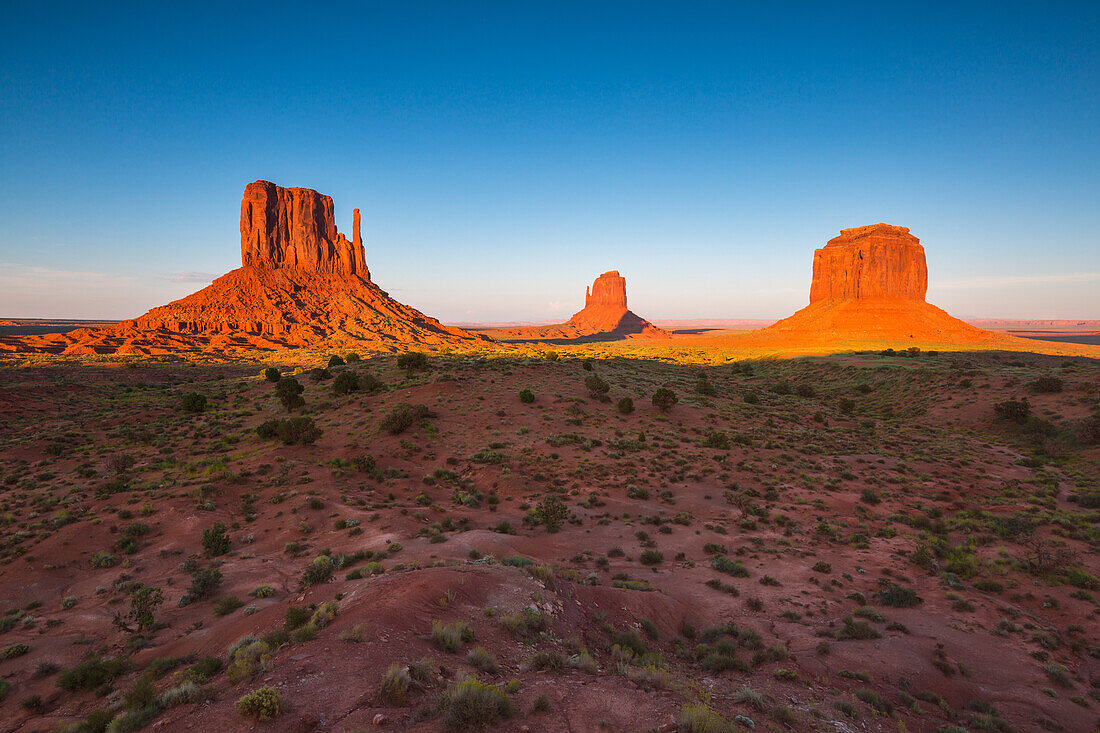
[
  {"left": 235, "top": 687, "right": 281, "bottom": 720},
  {"left": 525, "top": 650, "right": 566, "bottom": 671},
  {"left": 397, "top": 351, "right": 429, "bottom": 373},
  {"left": 431, "top": 620, "right": 475, "bottom": 653},
  {"left": 812, "top": 561, "right": 832, "bottom": 574},
  {"left": 345, "top": 352, "right": 360, "bottom": 362},
  {"left": 185, "top": 567, "right": 222, "bottom": 602},
  {"left": 585, "top": 374, "right": 610, "bottom": 398},
  {"left": 524, "top": 495, "right": 569, "bottom": 533},
  {"left": 734, "top": 686, "right": 767, "bottom": 711},
  {"left": 2, "top": 643, "right": 29, "bottom": 659},
  {"left": 327, "top": 354, "right": 345, "bottom": 368},
  {"left": 742, "top": 391, "right": 759, "bottom": 404},
  {"left": 284, "top": 605, "right": 311, "bottom": 631},
  {"left": 435, "top": 676, "right": 513, "bottom": 729},
  {"left": 639, "top": 549, "right": 664, "bottom": 565},
  {"left": 275, "top": 378, "right": 305, "bottom": 411},
  {"left": 183, "top": 656, "right": 223, "bottom": 683},
  {"left": 58, "top": 654, "right": 129, "bottom": 692},
  {"left": 333, "top": 371, "right": 359, "bottom": 395},
  {"left": 379, "top": 663, "right": 412, "bottom": 704},
  {"left": 214, "top": 596, "right": 243, "bottom": 616},
  {"left": 465, "top": 647, "right": 499, "bottom": 674},
  {"left": 610, "top": 629, "right": 648, "bottom": 657},
  {"left": 227, "top": 637, "right": 271, "bottom": 682},
  {"left": 769, "top": 381, "right": 792, "bottom": 396},
  {"left": 1029, "top": 376, "right": 1063, "bottom": 394},
  {"left": 310, "top": 601, "right": 338, "bottom": 629},
  {"left": 302, "top": 555, "right": 335, "bottom": 585},
  {"left": 677, "top": 695, "right": 730, "bottom": 730},
  {"left": 90, "top": 551, "right": 116, "bottom": 569},
  {"left": 836, "top": 617, "right": 880, "bottom": 641},
  {"left": 278, "top": 417, "right": 322, "bottom": 445},
  {"left": 568, "top": 650, "right": 598, "bottom": 672},
  {"left": 652, "top": 388, "right": 678, "bottom": 412},
  {"left": 381, "top": 403, "right": 431, "bottom": 435},
  {"left": 202, "top": 523, "right": 231, "bottom": 557},
  {"left": 263, "top": 367, "right": 281, "bottom": 382},
  {"left": 859, "top": 488, "right": 880, "bottom": 505},
  {"left": 994, "top": 398, "right": 1030, "bottom": 424},
  {"left": 127, "top": 584, "right": 164, "bottom": 630},
  {"left": 617, "top": 397, "right": 634, "bottom": 415},
  {"left": 838, "top": 397, "right": 855, "bottom": 414},
  {"left": 702, "top": 430, "right": 730, "bottom": 449},
  {"left": 712, "top": 555, "right": 749, "bottom": 577},
  {"left": 518, "top": 389, "right": 535, "bottom": 404},
  {"left": 695, "top": 378, "right": 717, "bottom": 396},
  {"left": 181, "top": 392, "right": 207, "bottom": 413},
  {"left": 876, "top": 582, "right": 923, "bottom": 607},
  {"left": 854, "top": 688, "right": 893, "bottom": 715}
]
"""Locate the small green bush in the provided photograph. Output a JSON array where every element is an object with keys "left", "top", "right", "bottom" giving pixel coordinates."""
[
  {"left": 275, "top": 378, "right": 305, "bottom": 411},
  {"left": 436, "top": 676, "right": 513, "bottom": 729},
  {"left": 181, "top": 393, "right": 207, "bottom": 413},
  {"left": 397, "top": 352, "right": 429, "bottom": 373},
  {"left": 652, "top": 388, "right": 678, "bottom": 412},
  {"left": 431, "top": 620, "right": 475, "bottom": 653},
  {"left": 381, "top": 403, "right": 431, "bottom": 435},
  {"left": 235, "top": 686, "right": 281, "bottom": 720},
  {"left": 519, "top": 389, "right": 535, "bottom": 404},
  {"left": 617, "top": 397, "right": 634, "bottom": 415},
  {"left": 333, "top": 370, "right": 360, "bottom": 395},
  {"left": 263, "top": 368, "right": 280, "bottom": 382},
  {"left": 202, "top": 523, "right": 231, "bottom": 557}
]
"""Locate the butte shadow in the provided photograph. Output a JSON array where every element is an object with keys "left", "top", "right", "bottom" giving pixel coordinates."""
[
  {"left": 2, "top": 181, "right": 491, "bottom": 355},
  {"left": 491, "top": 271, "right": 670, "bottom": 344}
]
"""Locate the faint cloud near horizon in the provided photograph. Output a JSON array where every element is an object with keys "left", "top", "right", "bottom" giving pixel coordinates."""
[{"left": 160, "top": 271, "right": 216, "bottom": 283}]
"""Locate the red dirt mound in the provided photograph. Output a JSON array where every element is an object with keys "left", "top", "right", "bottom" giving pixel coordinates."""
[
  {"left": 2, "top": 181, "right": 490, "bottom": 355},
  {"left": 497, "top": 271, "right": 669, "bottom": 342}
]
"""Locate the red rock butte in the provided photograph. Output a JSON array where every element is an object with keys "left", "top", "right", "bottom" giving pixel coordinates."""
[
  {"left": 759, "top": 223, "right": 999, "bottom": 343},
  {"left": 498, "top": 271, "right": 668, "bottom": 341},
  {"left": 3, "top": 181, "right": 489, "bottom": 354}
]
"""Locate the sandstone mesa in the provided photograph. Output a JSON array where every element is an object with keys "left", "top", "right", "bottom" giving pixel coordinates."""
[
  {"left": 2, "top": 181, "right": 488, "bottom": 355},
  {"left": 756, "top": 223, "right": 1004, "bottom": 344},
  {"left": 498, "top": 270, "right": 669, "bottom": 342}
]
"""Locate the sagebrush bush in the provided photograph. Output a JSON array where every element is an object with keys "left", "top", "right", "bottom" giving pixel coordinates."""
[
  {"left": 431, "top": 620, "right": 475, "bottom": 653},
  {"left": 435, "top": 676, "right": 513, "bottom": 729},
  {"left": 381, "top": 403, "right": 431, "bottom": 435},
  {"left": 379, "top": 663, "right": 412, "bottom": 705},
  {"left": 235, "top": 686, "right": 281, "bottom": 720},
  {"left": 181, "top": 392, "right": 207, "bottom": 413},
  {"left": 226, "top": 637, "right": 271, "bottom": 683}
]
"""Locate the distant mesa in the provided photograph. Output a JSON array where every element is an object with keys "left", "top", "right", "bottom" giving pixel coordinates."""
[
  {"left": 498, "top": 270, "right": 669, "bottom": 342},
  {"left": 3, "top": 181, "right": 489, "bottom": 354},
  {"left": 759, "top": 223, "right": 998, "bottom": 344}
]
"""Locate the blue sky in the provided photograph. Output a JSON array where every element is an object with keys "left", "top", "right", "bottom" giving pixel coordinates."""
[{"left": 1, "top": 2, "right": 1098, "bottom": 321}]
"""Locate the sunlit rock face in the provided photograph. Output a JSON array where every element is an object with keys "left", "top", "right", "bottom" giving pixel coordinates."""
[{"left": 809, "top": 224, "right": 928, "bottom": 303}]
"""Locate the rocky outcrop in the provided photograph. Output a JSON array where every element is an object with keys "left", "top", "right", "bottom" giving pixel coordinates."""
[
  {"left": 809, "top": 224, "right": 927, "bottom": 303},
  {"left": 761, "top": 224, "right": 994, "bottom": 344},
  {"left": 240, "top": 180, "right": 368, "bottom": 277},
  {"left": 9, "top": 181, "right": 487, "bottom": 354},
  {"left": 495, "top": 270, "right": 667, "bottom": 342},
  {"left": 584, "top": 271, "right": 629, "bottom": 310}
]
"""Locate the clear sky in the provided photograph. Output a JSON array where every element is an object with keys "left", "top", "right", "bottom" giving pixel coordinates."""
[{"left": 1, "top": 2, "right": 1098, "bottom": 322}]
